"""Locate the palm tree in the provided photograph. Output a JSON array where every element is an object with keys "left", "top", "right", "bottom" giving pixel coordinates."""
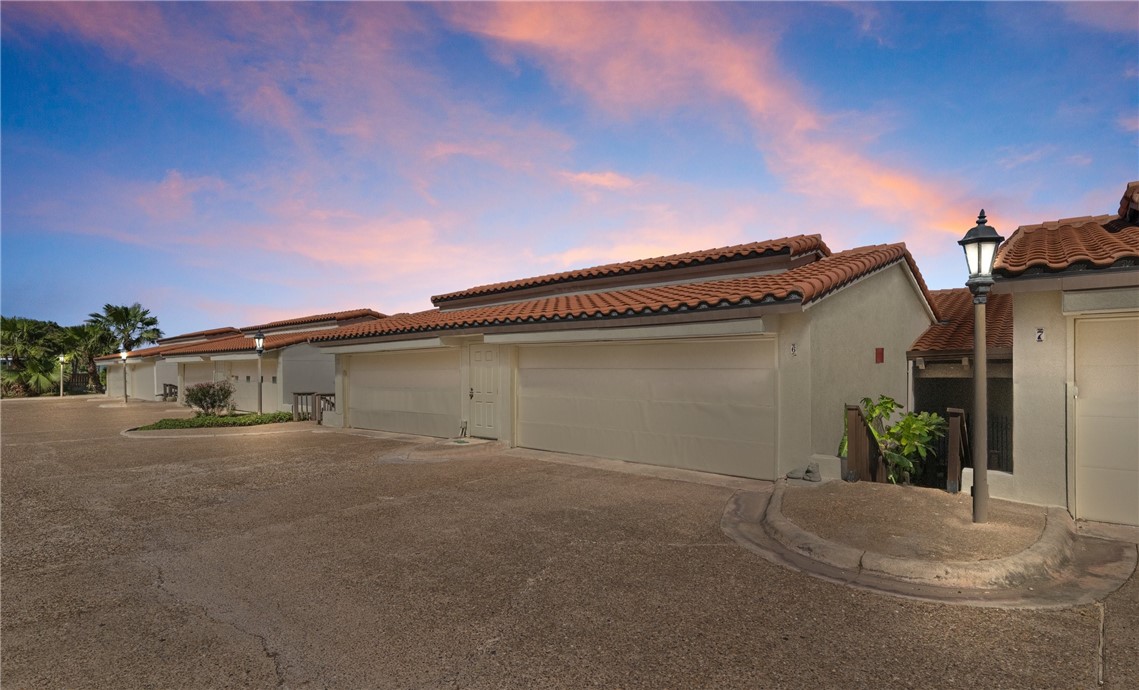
[
  {"left": 62, "top": 323, "right": 115, "bottom": 393},
  {"left": 1, "top": 316, "right": 49, "bottom": 369},
  {"left": 2, "top": 355, "right": 58, "bottom": 395},
  {"left": 86, "top": 303, "right": 164, "bottom": 353}
]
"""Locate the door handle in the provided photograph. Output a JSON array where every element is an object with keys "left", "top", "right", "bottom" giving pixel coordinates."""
[{"left": 469, "top": 387, "right": 474, "bottom": 399}]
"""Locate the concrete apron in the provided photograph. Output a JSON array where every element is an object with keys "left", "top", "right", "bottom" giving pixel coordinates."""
[
  {"left": 123, "top": 423, "right": 1138, "bottom": 609},
  {"left": 722, "top": 480, "right": 1138, "bottom": 609}
]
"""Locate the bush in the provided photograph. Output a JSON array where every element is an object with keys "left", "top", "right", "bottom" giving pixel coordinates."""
[
  {"left": 183, "top": 380, "right": 236, "bottom": 416},
  {"left": 136, "top": 412, "right": 293, "bottom": 430},
  {"left": 858, "top": 395, "right": 947, "bottom": 484}
]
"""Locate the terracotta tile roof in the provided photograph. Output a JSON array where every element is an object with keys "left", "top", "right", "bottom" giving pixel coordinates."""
[
  {"left": 431, "top": 234, "right": 831, "bottom": 305},
  {"left": 995, "top": 183, "right": 1139, "bottom": 278},
  {"left": 95, "top": 343, "right": 169, "bottom": 362},
  {"left": 909, "top": 288, "right": 1012, "bottom": 358},
  {"left": 156, "top": 327, "right": 240, "bottom": 344},
  {"left": 316, "top": 243, "right": 929, "bottom": 343},
  {"left": 161, "top": 328, "right": 344, "bottom": 356},
  {"left": 242, "top": 308, "right": 386, "bottom": 332}
]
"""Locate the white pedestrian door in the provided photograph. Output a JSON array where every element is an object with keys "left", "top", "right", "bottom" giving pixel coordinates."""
[
  {"left": 470, "top": 345, "right": 499, "bottom": 439},
  {"left": 1074, "top": 316, "right": 1139, "bottom": 527}
]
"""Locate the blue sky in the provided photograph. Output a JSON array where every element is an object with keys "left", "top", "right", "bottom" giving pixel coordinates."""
[{"left": 3, "top": 2, "right": 1136, "bottom": 337}]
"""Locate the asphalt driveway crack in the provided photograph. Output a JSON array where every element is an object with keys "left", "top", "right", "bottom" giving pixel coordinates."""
[{"left": 147, "top": 558, "right": 286, "bottom": 687}]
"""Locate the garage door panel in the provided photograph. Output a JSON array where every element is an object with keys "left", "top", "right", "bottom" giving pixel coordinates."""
[
  {"left": 1077, "top": 368, "right": 1139, "bottom": 403},
  {"left": 1075, "top": 316, "right": 1139, "bottom": 526},
  {"left": 1076, "top": 416, "right": 1139, "bottom": 473},
  {"left": 1076, "top": 467, "right": 1139, "bottom": 526},
  {"left": 516, "top": 340, "right": 777, "bottom": 480},
  {"left": 348, "top": 350, "right": 460, "bottom": 437}
]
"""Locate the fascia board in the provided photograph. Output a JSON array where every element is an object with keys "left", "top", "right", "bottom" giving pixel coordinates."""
[
  {"left": 317, "top": 337, "right": 449, "bottom": 354},
  {"left": 483, "top": 317, "right": 766, "bottom": 345}
]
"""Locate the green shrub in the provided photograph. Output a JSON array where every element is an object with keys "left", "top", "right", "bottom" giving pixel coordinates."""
[
  {"left": 136, "top": 412, "right": 293, "bottom": 430},
  {"left": 858, "top": 395, "right": 947, "bottom": 484},
  {"left": 184, "top": 380, "right": 235, "bottom": 416}
]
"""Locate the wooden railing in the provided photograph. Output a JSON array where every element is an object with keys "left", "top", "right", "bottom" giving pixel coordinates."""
[
  {"left": 64, "top": 373, "right": 93, "bottom": 394},
  {"left": 946, "top": 407, "right": 969, "bottom": 494},
  {"left": 292, "top": 392, "right": 335, "bottom": 424},
  {"left": 845, "top": 404, "right": 886, "bottom": 483}
]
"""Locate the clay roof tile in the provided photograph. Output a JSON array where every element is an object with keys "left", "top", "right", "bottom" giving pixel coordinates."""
[
  {"left": 431, "top": 234, "right": 831, "bottom": 304},
  {"left": 315, "top": 242, "right": 933, "bottom": 343}
]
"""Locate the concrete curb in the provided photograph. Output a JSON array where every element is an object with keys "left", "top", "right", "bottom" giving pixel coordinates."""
[
  {"left": 121, "top": 421, "right": 318, "bottom": 440},
  {"left": 763, "top": 479, "right": 1077, "bottom": 590}
]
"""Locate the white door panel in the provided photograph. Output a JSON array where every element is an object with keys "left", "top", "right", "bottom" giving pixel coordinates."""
[{"left": 469, "top": 344, "right": 499, "bottom": 439}]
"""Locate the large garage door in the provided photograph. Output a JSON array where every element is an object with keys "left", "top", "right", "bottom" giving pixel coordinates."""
[
  {"left": 347, "top": 350, "right": 461, "bottom": 438},
  {"left": 1075, "top": 316, "right": 1139, "bottom": 527},
  {"left": 516, "top": 339, "right": 777, "bottom": 479}
]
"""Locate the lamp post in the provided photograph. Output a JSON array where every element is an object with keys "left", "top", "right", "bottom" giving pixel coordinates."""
[
  {"left": 255, "top": 330, "right": 265, "bottom": 415},
  {"left": 120, "top": 345, "right": 129, "bottom": 404},
  {"left": 959, "top": 210, "right": 1004, "bottom": 524},
  {"left": 59, "top": 355, "right": 66, "bottom": 397}
]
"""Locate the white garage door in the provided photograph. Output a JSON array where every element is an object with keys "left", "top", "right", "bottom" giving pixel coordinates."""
[
  {"left": 516, "top": 339, "right": 777, "bottom": 479},
  {"left": 347, "top": 350, "right": 461, "bottom": 438},
  {"left": 1075, "top": 316, "right": 1139, "bottom": 527}
]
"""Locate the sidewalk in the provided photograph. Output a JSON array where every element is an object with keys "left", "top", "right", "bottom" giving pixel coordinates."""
[{"left": 723, "top": 478, "right": 1139, "bottom": 609}]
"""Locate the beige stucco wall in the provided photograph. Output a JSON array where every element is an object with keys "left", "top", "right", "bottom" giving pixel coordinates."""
[
  {"left": 961, "top": 290, "right": 1069, "bottom": 507},
  {"left": 228, "top": 357, "right": 281, "bottom": 413},
  {"left": 797, "top": 264, "right": 934, "bottom": 476},
  {"left": 279, "top": 343, "right": 335, "bottom": 406},
  {"left": 773, "top": 311, "right": 813, "bottom": 475},
  {"left": 105, "top": 361, "right": 170, "bottom": 400},
  {"left": 182, "top": 361, "right": 217, "bottom": 387}
]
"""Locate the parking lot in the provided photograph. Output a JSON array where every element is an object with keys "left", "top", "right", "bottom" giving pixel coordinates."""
[{"left": 2, "top": 397, "right": 1136, "bottom": 688}]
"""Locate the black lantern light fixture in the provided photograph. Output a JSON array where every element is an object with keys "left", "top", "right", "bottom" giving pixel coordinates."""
[
  {"left": 958, "top": 210, "right": 1003, "bottom": 288},
  {"left": 959, "top": 210, "right": 1004, "bottom": 524},
  {"left": 119, "top": 345, "right": 129, "bottom": 404},
  {"left": 255, "top": 330, "right": 265, "bottom": 414}
]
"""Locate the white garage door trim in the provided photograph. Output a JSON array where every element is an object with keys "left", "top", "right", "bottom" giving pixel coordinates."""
[
  {"left": 515, "top": 337, "right": 778, "bottom": 479},
  {"left": 1073, "top": 315, "right": 1139, "bottom": 527}
]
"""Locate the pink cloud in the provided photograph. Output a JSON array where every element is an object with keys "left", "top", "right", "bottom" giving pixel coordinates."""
[
  {"left": 560, "top": 170, "right": 638, "bottom": 190},
  {"left": 1062, "top": 2, "right": 1139, "bottom": 34},
  {"left": 1118, "top": 115, "right": 1139, "bottom": 133},
  {"left": 136, "top": 170, "right": 226, "bottom": 222},
  {"left": 445, "top": 3, "right": 979, "bottom": 252}
]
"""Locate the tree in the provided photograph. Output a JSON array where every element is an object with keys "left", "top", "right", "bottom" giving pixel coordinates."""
[
  {"left": 62, "top": 323, "right": 115, "bottom": 393},
  {"left": 1, "top": 316, "right": 65, "bottom": 397},
  {"left": 86, "top": 303, "right": 163, "bottom": 353},
  {"left": 1, "top": 355, "right": 57, "bottom": 396}
]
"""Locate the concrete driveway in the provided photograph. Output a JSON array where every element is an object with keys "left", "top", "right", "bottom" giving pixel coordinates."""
[{"left": 3, "top": 397, "right": 1136, "bottom": 688}]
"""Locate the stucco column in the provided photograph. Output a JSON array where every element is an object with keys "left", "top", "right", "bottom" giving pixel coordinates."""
[{"left": 177, "top": 363, "right": 186, "bottom": 404}]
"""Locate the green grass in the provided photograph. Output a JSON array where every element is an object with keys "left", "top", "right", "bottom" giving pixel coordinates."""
[{"left": 136, "top": 411, "right": 295, "bottom": 430}]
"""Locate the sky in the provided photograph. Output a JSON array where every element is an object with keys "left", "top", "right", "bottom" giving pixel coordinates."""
[{"left": 2, "top": 1, "right": 1137, "bottom": 338}]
